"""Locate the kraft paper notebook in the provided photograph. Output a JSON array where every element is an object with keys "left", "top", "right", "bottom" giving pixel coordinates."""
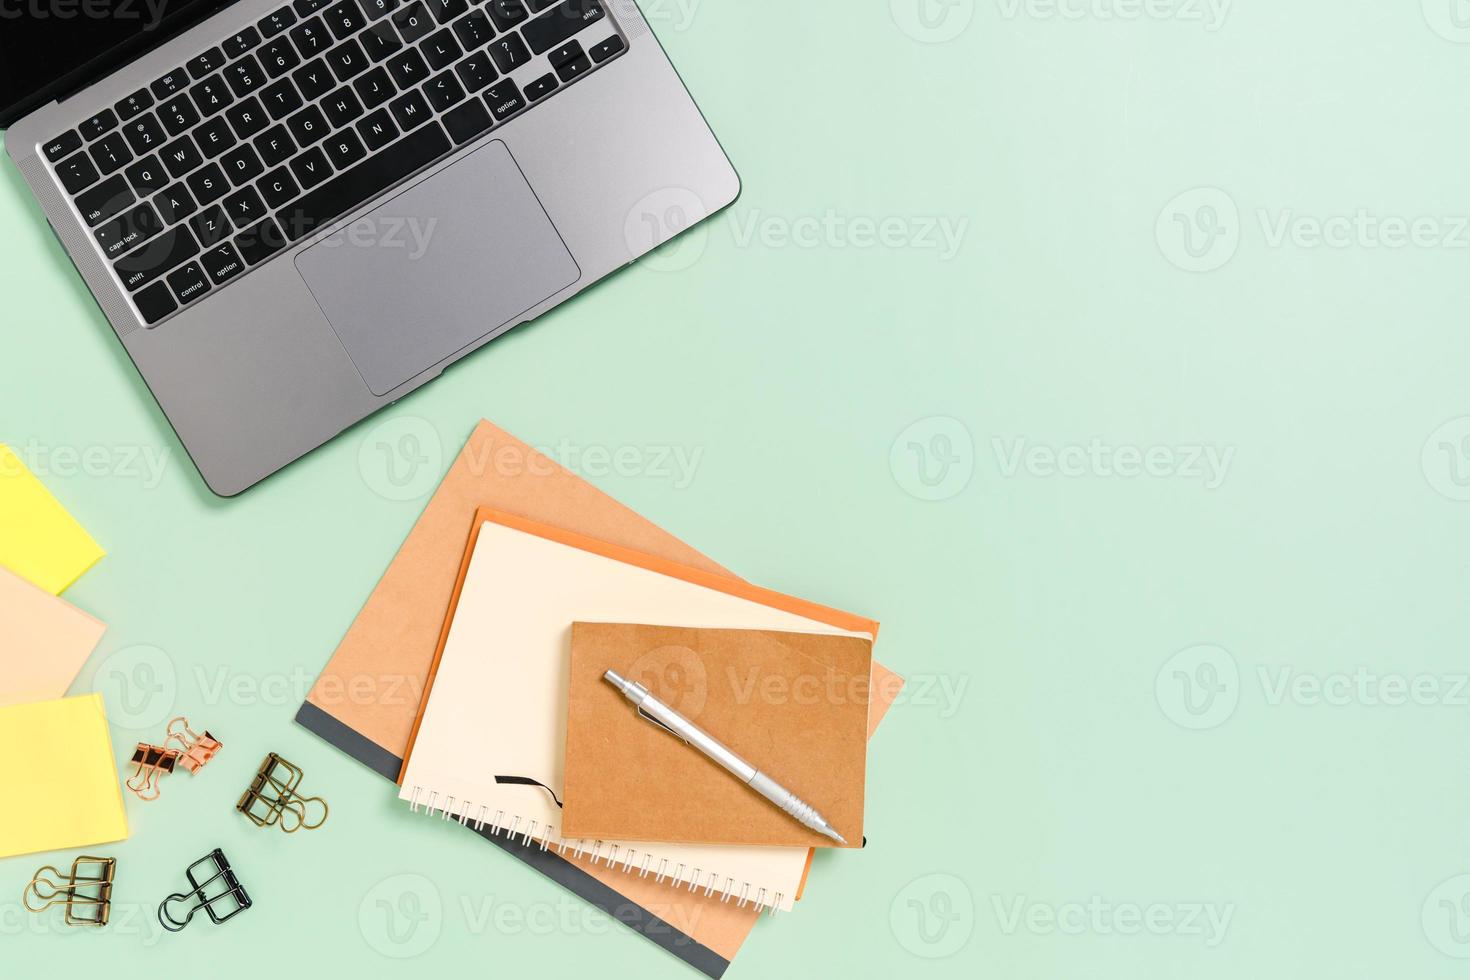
[
  {"left": 0, "top": 693, "right": 129, "bottom": 859},
  {"left": 397, "top": 509, "right": 880, "bottom": 913},
  {"left": 562, "top": 623, "right": 871, "bottom": 848},
  {"left": 296, "top": 420, "right": 903, "bottom": 977},
  {"left": 0, "top": 444, "right": 105, "bottom": 594},
  {"left": 0, "top": 565, "right": 107, "bottom": 707}
]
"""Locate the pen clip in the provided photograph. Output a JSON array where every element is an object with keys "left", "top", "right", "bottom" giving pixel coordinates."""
[{"left": 636, "top": 706, "right": 690, "bottom": 744}]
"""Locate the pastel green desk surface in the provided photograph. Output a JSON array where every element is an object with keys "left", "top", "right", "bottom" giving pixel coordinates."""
[{"left": 3, "top": 2, "right": 1470, "bottom": 975}]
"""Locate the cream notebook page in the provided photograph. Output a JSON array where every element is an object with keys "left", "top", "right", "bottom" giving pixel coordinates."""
[{"left": 398, "top": 520, "right": 872, "bottom": 912}]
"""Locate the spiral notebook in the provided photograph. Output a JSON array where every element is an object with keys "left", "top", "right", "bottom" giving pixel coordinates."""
[{"left": 397, "top": 508, "right": 879, "bottom": 913}]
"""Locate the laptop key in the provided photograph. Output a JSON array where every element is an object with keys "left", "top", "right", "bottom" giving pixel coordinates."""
[
  {"left": 588, "top": 34, "right": 623, "bottom": 63},
  {"left": 359, "top": 0, "right": 398, "bottom": 19},
  {"left": 191, "top": 76, "right": 235, "bottom": 117},
  {"left": 235, "top": 217, "right": 288, "bottom": 265},
  {"left": 324, "top": 129, "right": 368, "bottom": 169},
  {"left": 90, "top": 133, "right": 133, "bottom": 175},
  {"left": 291, "top": 17, "right": 333, "bottom": 57},
  {"left": 158, "top": 94, "right": 202, "bottom": 135},
  {"left": 442, "top": 99, "right": 492, "bottom": 144},
  {"left": 44, "top": 131, "right": 82, "bottom": 163},
  {"left": 424, "top": 71, "right": 465, "bottom": 112},
  {"left": 76, "top": 175, "right": 134, "bottom": 225},
  {"left": 186, "top": 163, "right": 231, "bottom": 206},
  {"left": 523, "top": 72, "right": 557, "bottom": 102},
  {"left": 361, "top": 21, "right": 403, "bottom": 61},
  {"left": 260, "top": 167, "right": 301, "bottom": 208},
  {"left": 255, "top": 125, "right": 298, "bottom": 166},
  {"left": 124, "top": 155, "right": 169, "bottom": 196},
  {"left": 116, "top": 89, "right": 155, "bottom": 122},
  {"left": 289, "top": 147, "right": 334, "bottom": 189},
  {"left": 122, "top": 114, "right": 167, "bottom": 155},
  {"left": 288, "top": 105, "right": 331, "bottom": 146},
  {"left": 483, "top": 79, "right": 524, "bottom": 120},
  {"left": 195, "top": 117, "right": 238, "bottom": 158},
  {"left": 294, "top": 0, "right": 330, "bottom": 15},
  {"left": 161, "top": 135, "right": 204, "bottom": 178},
  {"left": 488, "top": 32, "right": 530, "bottom": 73},
  {"left": 280, "top": 121, "right": 449, "bottom": 241},
  {"left": 155, "top": 183, "right": 198, "bottom": 224},
  {"left": 224, "top": 26, "right": 263, "bottom": 57},
  {"left": 356, "top": 108, "right": 400, "bottom": 150},
  {"left": 555, "top": 52, "right": 590, "bottom": 83},
  {"left": 260, "top": 7, "right": 298, "bottom": 37},
  {"left": 323, "top": 88, "right": 365, "bottom": 127},
  {"left": 115, "top": 225, "right": 200, "bottom": 292},
  {"left": 421, "top": 29, "right": 462, "bottom": 70},
  {"left": 58, "top": 152, "right": 102, "bottom": 194},
  {"left": 388, "top": 89, "right": 432, "bottom": 130},
  {"left": 224, "top": 187, "right": 268, "bottom": 228},
  {"left": 95, "top": 202, "right": 164, "bottom": 260},
  {"left": 455, "top": 51, "right": 497, "bottom": 92},
  {"left": 261, "top": 38, "right": 303, "bottom": 76},
  {"left": 393, "top": 2, "right": 435, "bottom": 43},
  {"left": 201, "top": 241, "right": 247, "bottom": 285},
  {"left": 387, "top": 47, "right": 429, "bottom": 88},
  {"left": 326, "top": 38, "right": 370, "bottom": 80},
  {"left": 294, "top": 59, "right": 337, "bottom": 100},
  {"left": 134, "top": 281, "right": 178, "bottom": 325},
  {"left": 187, "top": 47, "right": 226, "bottom": 80},
  {"left": 227, "top": 97, "right": 271, "bottom": 139},
  {"left": 222, "top": 145, "right": 265, "bottom": 186},
  {"left": 428, "top": 0, "right": 469, "bottom": 24},
  {"left": 262, "top": 79, "right": 305, "bottom": 119},
  {"left": 151, "top": 69, "right": 190, "bottom": 99},
  {"left": 80, "top": 109, "right": 118, "bottom": 141},
  {"left": 167, "top": 261, "right": 212, "bottom": 305},
  {"left": 353, "top": 67, "right": 396, "bottom": 109},
  {"left": 522, "top": 0, "right": 604, "bottom": 55},
  {"left": 225, "top": 56, "right": 267, "bottom": 98},
  {"left": 323, "top": 0, "right": 366, "bottom": 38},
  {"left": 486, "top": 0, "right": 528, "bottom": 31},
  {"left": 189, "top": 204, "right": 232, "bottom": 246},
  {"left": 451, "top": 9, "right": 495, "bottom": 48}
]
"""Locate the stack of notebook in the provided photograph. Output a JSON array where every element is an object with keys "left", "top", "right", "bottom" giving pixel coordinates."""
[{"left": 298, "top": 421, "right": 901, "bottom": 977}]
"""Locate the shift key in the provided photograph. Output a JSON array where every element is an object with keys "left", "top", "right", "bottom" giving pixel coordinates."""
[
  {"left": 522, "top": 0, "right": 605, "bottom": 55},
  {"left": 115, "top": 225, "right": 200, "bottom": 291}
]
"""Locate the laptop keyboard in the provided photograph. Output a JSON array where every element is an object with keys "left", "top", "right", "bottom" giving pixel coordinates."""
[{"left": 41, "top": 0, "right": 625, "bottom": 326}]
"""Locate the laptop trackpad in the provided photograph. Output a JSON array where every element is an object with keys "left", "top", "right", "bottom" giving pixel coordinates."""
[{"left": 296, "top": 140, "right": 579, "bottom": 396}]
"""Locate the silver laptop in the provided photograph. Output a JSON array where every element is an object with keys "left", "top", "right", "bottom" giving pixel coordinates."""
[{"left": 2, "top": 0, "right": 737, "bottom": 495}]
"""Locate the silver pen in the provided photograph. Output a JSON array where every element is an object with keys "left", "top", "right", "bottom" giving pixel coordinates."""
[{"left": 603, "top": 669, "right": 847, "bottom": 844}]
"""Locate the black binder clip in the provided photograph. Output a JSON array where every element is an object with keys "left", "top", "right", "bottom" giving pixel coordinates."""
[
  {"left": 23, "top": 856, "right": 115, "bottom": 927},
  {"left": 236, "top": 752, "right": 328, "bottom": 832},
  {"left": 158, "top": 849, "right": 251, "bottom": 932}
]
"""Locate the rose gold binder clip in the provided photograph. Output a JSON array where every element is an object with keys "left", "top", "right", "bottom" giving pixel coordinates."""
[
  {"left": 23, "top": 856, "right": 116, "bottom": 927},
  {"left": 235, "top": 752, "right": 328, "bottom": 832},
  {"left": 164, "top": 716, "right": 222, "bottom": 774},
  {"left": 127, "top": 743, "right": 180, "bottom": 801}
]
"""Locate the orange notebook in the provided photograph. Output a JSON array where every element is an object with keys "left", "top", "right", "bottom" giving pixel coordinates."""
[{"left": 562, "top": 623, "right": 872, "bottom": 848}]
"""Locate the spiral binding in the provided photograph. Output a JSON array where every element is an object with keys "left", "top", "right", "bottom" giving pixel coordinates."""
[{"left": 407, "top": 785, "right": 784, "bottom": 914}]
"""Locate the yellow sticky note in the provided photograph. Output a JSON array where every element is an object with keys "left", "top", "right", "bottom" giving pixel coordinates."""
[
  {"left": 0, "top": 693, "right": 129, "bottom": 859},
  {"left": 0, "top": 444, "right": 105, "bottom": 594}
]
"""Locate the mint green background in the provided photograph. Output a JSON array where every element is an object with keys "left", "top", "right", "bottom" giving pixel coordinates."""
[{"left": 5, "top": 0, "right": 1470, "bottom": 975}]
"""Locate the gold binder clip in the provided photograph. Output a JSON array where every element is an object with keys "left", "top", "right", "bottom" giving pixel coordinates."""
[
  {"left": 235, "top": 752, "right": 328, "bottom": 832},
  {"left": 158, "top": 849, "right": 251, "bottom": 932},
  {"left": 127, "top": 743, "right": 180, "bottom": 801},
  {"left": 23, "top": 856, "right": 116, "bottom": 927},
  {"left": 164, "top": 716, "right": 222, "bottom": 774}
]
